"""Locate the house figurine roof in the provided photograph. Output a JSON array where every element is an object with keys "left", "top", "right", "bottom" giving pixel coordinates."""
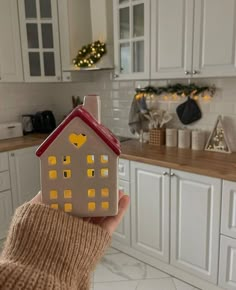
[{"left": 36, "top": 106, "right": 121, "bottom": 157}]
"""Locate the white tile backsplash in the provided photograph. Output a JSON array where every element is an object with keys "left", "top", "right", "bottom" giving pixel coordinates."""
[{"left": 1, "top": 73, "right": 236, "bottom": 150}]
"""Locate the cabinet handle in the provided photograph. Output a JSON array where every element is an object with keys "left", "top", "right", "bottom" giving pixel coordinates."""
[
  {"left": 184, "top": 71, "right": 190, "bottom": 75},
  {"left": 170, "top": 172, "right": 176, "bottom": 177},
  {"left": 192, "top": 70, "right": 200, "bottom": 75},
  {"left": 162, "top": 171, "right": 168, "bottom": 176}
]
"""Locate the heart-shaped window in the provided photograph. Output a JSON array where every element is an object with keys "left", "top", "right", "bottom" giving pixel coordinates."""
[{"left": 69, "top": 133, "right": 87, "bottom": 149}]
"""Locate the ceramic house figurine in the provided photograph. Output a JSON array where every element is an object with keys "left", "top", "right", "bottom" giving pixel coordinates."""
[{"left": 36, "top": 96, "right": 121, "bottom": 217}]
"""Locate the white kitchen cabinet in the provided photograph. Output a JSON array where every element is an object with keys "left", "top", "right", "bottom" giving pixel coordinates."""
[
  {"left": 0, "top": 0, "right": 23, "bottom": 82},
  {"left": 219, "top": 235, "right": 236, "bottom": 290},
  {"left": 18, "top": 0, "right": 61, "bottom": 82},
  {"left": 193, "top": 0, "right": 236, "bottom": 78},
  {"left": 113, "top": 0, "right": 151, "bottom": 80},
  {"left": 170, "top": 169, "right": 221, "bottom": 284},
  {"left": 221, "top": 180, "right": 236, "bottom": 239},
  {"left": 113, "top": 159, "right": 131, "bottom": 246},
  {"left": 113, "top": 179, "right": 131, "bottom": 245},
  {"left": 151, "top": 0, "right": 194, "bottom": 79},
  {"left": 9, "top": 146, "right": 40, "bottom": 210},
  {"left": 131, "top": 161, "right": 170, "bottom": 263},
  {"left": 151, "top": 0, "right": 236, "bottom": 79},
  {"left": 0, "top": 191, "right": 13, "bottom": 240}
]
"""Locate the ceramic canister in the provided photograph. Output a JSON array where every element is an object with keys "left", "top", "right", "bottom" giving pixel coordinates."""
[
  {"left": 178, "top": 129, "right": 191, "bottom": 149},
  {"left": 191, "top": 130, "right": 205, "bottom": 150},
  {"left": 166, "top": 128, "right": 177, "bottom": 147}
]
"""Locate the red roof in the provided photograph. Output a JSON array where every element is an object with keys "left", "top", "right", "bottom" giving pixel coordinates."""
[{"left": 36, "top": 106, "right": 121, "bottom": 157}]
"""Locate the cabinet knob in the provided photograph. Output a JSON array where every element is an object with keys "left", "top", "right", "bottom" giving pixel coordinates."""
[
  {"left": 113, "top": 73, "right": 119, "bottom": 78},
  {"left": 11, "top": 153, "right": 15, "bottom": 157},
  {"left": 162, "top": 171, "right": 168, "bottom": 176},
  {"left": 184, "top": 71, "right": 190, "bottom": 75},
  {"left": 192, "top": 70, "right": 200, "bottom": 75},
  {"left": 170, "top": 172, "right": 176, "bottom": 177},
  {"left": 57, "top": 76, "right": 61, "bottom": 81}
]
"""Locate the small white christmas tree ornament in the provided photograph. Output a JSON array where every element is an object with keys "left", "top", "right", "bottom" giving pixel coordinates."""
[{"left": 205, "top": 115, "right": 232, "bottom": 153}]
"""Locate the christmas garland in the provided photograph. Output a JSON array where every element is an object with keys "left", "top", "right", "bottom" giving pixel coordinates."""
[
  {"left": 73, "top": 41, "right": 107, "bottom": 68},
  {"left": 135, "top": 84, "right": 216, "bottom": 98}
]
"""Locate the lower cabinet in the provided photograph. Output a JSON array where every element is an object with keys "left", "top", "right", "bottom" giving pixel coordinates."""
[
  {"left": 9, "top": 146, "right": 40, "bottom": 210},
  {"left": 0, "top": 190, "right": 13, "bottom": 240},
  {"left": 170, "top": 169, "right": 221, "bottom": 284},
  {"left": 219, "top": 235, "right": 236, "bottom": 290},
  {"left": 131, "top": 161, "right": 170, "bottom": 263},
  {"left": 113, "top": 179, "right": 131, "bottom": 245}
]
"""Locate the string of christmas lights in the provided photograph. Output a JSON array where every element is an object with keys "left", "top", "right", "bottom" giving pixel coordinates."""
[{"left": 73, "top": 40, "right": 107, "bottom": 68}]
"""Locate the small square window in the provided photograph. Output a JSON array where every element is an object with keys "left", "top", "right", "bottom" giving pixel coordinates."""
[
  {"left": 101, "top": 168, "right": 108, "bottom": 177},
  {"left": 50, "top": 190, "right": 58, "bottom": 199},
  {"left": 63, "top": 170, "right": 71, "bottom": 179},
  {"left": 87, "top": 155, "right": 94, "bottom": 164},
  {"left": 87, "top": 169, "right": 95, "bottom": 177},
  {"left": 64, "top": 190, "right": 72, "bottom": 199},
  {"left": 64, "top": 203, "right": 72, "bottom": 212},
  {"left": 63, "top": 156, "right": 71, "bottom": 165},
  {"left": 48, "top": 156, "right": 57, "bottom": 165},
  {"left": 49, "top": 170, "right": 57, "bottom": 179},
  {"left": 101, "top": 188, "right": 109, "bottom": 197},
  {"left": 51, "top": 203, "right": 58, "bottom": 210},
  {"left": 101, "top": 155, "right": 108, "bottom": 163},
  {"left": 101, "top": 202, "right": 109, "bottom": 210},
  {"left": 88, "top": 189, "right": 95, "bottom": 198},
  {"left": 88, "top": 202, "right": 96, "bottom": 211}
]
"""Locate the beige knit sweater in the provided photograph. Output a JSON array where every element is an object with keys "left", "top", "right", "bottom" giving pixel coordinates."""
[{"left": 0, "top": 203, "right": 111, "bottom": 289}]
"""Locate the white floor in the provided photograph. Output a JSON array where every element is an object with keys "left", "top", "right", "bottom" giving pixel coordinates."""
[{"left": 92, "top": 248, "right": 201, "bottom": 290}]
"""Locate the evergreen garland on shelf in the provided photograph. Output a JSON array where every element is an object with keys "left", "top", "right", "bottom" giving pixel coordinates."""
[
  {"left": 135, "top": 83, "right": 216, "bottom": 98},
  {"left": 73, "top": 40, "right": 107, "bottom": 68}
]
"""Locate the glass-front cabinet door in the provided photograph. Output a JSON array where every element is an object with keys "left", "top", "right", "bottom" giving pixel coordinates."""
[
  {"left": 18, "top": 0, "right": 61, "bottom": 82},
  {"left": 113, "top": 0, "right": 150, "bottom": 80}
]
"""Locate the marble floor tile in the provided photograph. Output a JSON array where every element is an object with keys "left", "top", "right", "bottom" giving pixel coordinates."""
[
  {"left": 173, "top": 278, "right": 198, "bottom": 290},
  {"left": 136, "top": 278, "right": 176, "bottom": 290},
  {"left": 94, "top": 252, "right": 169, "bottom": 283},
  {"left": 94, "top": 280, "right": 139, "bottom": 290}
]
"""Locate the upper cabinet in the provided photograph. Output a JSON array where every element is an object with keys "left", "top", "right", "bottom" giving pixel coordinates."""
[
  {"left": 113, "top": 0, "right": 150, "bottom": 80},
  {"left": 0, "top": 0, "right": 23, "bottom": 82},
  {"left": 152, "top": 0, "right": 236, "bottom": 79},
  {"left": 115, "top": 0, "right": 236, "bottom": 80},
  {"left": 151, "top": 0, "right": 194, "bottom": 79},
  {"left": 18, "top": 0, "right": 61, "bottom": 82}
]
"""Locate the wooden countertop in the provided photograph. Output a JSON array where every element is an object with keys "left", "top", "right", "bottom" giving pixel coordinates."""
[
  {"left": 0, "top": 135, "right": 235, "bottom": 181},
  {"left": 0, "top": 134, "right": 47, "bottom": 152},
  {"left": 121, "top": 140, "right": 236, "bottom": 182}
]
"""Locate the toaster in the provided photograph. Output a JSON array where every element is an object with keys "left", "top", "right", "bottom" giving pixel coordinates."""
[{"left": 33, "top": 111, "right": 56, "bottom": 133}]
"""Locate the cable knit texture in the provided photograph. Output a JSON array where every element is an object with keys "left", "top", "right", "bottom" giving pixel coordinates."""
[{"left": 0, "top": 203, "right": 111, "bottom": 290}]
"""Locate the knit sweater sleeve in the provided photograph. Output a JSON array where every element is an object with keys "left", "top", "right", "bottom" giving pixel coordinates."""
[{"left": 0, "top": 203, "right": 111, "bottom": 290}]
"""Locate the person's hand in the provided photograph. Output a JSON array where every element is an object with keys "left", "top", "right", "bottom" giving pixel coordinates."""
[{"left": 30, "top": 190, "right": 130, "bottom": 236}]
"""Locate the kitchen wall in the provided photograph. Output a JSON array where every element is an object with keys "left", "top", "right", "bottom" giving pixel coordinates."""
[{"left": 1, "top": 72, "right": 236, "bottom": 150}]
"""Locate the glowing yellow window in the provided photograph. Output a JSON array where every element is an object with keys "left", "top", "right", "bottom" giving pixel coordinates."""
[
  {"left": 64, "top": 203, "right": 72, "bottom": 212},
  {"left": 101, "top": 188, "right": 109, "bottom": 197},
  {"left": 88, "top": 202, "right": 96, "bottom": 211},
  {"left": 51, "top": 203, "right": 58, "bottom": 210},
  {"left": 87, "top": 169, "right": 95, "bottom": 177},
  {"left": 48, "top": 156, "right": 57, "bottom": 165},
  {"left": 88, "top": 189, "right": 95, "bottom": 198},
  {"left": 100, "top": 155, "right": 108, "bottom": 163},
  {"left": 101, "top": 202, "right": 109, "bottom": 210},
  {"left": 87, "top": 155, "right": 94, "bottom": 164},
  {"left": 64, "top": 190, "right": 72, "bottom": 199},
  {"left": 63, "top": 156, "right": 71, "bottom": 165},
  {"left": 50, "top": 190, "right": 58, "bottom": 199},
  {"left": 101, "top": 168, "right": 108, "bottom": 177},
  {"left": 63, "top": 170, "right": 71, "bottom": 179},
  {"left": 49, "top": 170, "right": 57, "bottom": 179}
]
